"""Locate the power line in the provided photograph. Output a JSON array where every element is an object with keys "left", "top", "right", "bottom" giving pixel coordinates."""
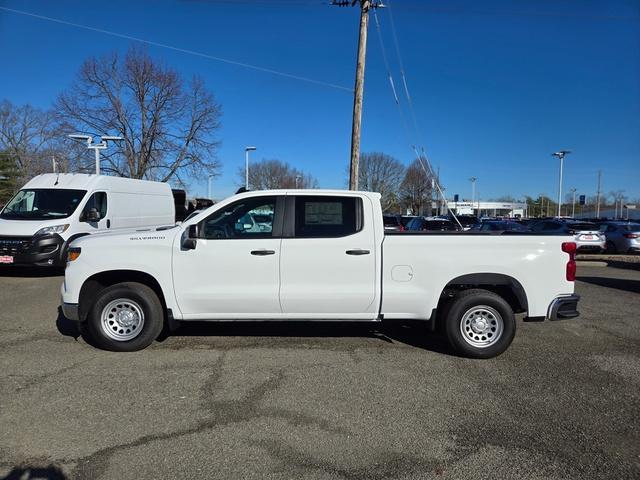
[
  {"left": 385, "top": 2, "right": 640, "bottom": 23},
  {"left": 0, "top": 6, "right": 352, "bottom": 93},
  {"left": 371, "top": 6, "right": 462, "bottom": 227}
]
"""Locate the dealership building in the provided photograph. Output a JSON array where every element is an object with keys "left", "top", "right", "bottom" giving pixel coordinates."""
[{"left": 445, "top": 200, "right": 528, "bottom": 218}]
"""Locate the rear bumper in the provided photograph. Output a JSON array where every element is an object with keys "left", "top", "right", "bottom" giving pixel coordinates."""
[
  {"left": 576, "top": 242, "right": 605, "bottom": 253},
  {"left": 547, "top": 294, "right": 580, "bottom": 321}
]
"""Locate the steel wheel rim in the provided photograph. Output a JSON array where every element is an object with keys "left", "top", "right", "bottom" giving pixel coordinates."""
[
  {"left": 460, "top": 305, "right": 504, "bottom": 348},
  {"left": 101, "top": 298, "right": 145, "bottom": 341}
]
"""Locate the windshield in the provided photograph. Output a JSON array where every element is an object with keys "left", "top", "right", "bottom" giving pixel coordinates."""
[{"left": 0, "top": 189, "right": 87, "bottom": 220}]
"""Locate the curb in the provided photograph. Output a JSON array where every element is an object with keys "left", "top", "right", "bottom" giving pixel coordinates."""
[{"left": 576, "top": 261, "right": 608, "bottom": 267}]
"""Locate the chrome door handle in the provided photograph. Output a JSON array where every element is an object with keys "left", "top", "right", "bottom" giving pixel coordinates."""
[
  {"left": 346, "top": 249, "right": 370, "bottom": 255},
  {"left": 251, "top": 250, "right": 276, "bottom": 256}
]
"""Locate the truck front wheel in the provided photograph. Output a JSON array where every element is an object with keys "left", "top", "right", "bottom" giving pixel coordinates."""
[
  {"left": 444, "top": 289, "right": 516, "bottom": 359},
  {"left": 83, "top": 282, "right": 164, "bottom": 352}
]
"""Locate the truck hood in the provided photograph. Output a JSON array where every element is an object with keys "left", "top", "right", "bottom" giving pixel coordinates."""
[
  {"left": 0, "top": 217, "right": 70, "bottom": 237},
  {"left": 71, "top": 225, "right": 180, "bottom": 248}
]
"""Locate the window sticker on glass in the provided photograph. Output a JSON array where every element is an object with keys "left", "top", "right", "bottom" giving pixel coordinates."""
[{"left": 305, "top": 202, "right": 343, "bottom": 225}]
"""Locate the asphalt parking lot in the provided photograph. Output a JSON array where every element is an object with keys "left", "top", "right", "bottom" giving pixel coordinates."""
[{"left": 0, "top": 265, "right": 638, "bottom": 480}]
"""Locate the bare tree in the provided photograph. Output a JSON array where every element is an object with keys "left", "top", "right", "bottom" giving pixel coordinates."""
[
  {"left": 56, "top": 47, "right": 222, "bottom": 183},
  {"left": 358, "top": 152, "right": 405, "bottom": 211},
  {"left": 0, "top": 101, "right": 61, "bottom": 183},
  {"left": 239, "top": 159, "right": 318, "bottom": 190},
  {"left": 399, "top": 158, "right": 433, "bottom": 216}
]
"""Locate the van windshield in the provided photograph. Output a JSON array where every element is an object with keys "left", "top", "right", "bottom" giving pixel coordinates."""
[{"left": 0, "top": 189, "right": 87, "bottom": 220}]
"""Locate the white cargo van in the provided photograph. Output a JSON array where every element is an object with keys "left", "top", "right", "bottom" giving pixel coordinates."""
[{"left": 0, "top": 173, "right": 175, "bottom": 267}]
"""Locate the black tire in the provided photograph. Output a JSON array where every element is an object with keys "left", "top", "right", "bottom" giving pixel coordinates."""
[
  {"left": 82, "top": 282, "right": 164, "bottom": 352},
  {"left": 605, "top": 241, "right": 617, "bottom": 254},
  {"left": 444, "top": 289, "right": 516, "bottom": 359}
]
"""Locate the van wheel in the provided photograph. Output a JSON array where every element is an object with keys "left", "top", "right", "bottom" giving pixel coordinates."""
[
  {"left": 83, "top": 282, "right": 164, "bottom": 352},
  {"left": 444, "top": 289, "right": 516, "bottom": 359}
]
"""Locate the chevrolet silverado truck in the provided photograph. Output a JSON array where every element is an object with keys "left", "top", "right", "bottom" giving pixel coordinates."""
[{"left": 61, "top": 190, "right": 580, "bottom": 358}]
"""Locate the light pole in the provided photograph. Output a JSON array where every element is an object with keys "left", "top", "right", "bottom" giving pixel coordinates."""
[
  {"left": 295, "top": 175, "right": 302, "bottom": 189},
  {"left": 569, "top": 188, "right": 577, "bottom": 218},
  {"left": 68, "top": 134, "right": 123, "bottom": 175},
  {"left": 469, "top": 177, "right": 477, "bottom": 217},
  {"left": 245, "top": 146, "right": 256, "bottom": 190},
  {"left": 552, "top": 150, "right": 571, "bottom": 217},
  {"left": 207, "top": 175, "right": 215, "bottom": 200}
]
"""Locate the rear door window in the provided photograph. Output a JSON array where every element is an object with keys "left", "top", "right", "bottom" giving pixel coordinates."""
[{"left": 294, "top": 196, "right": 362, "bottom": 238}]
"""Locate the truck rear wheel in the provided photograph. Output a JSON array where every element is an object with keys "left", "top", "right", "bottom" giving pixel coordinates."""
[
  {"left": 444, "top": 289, "right": 516, "bottom": 359},
  {"left": 83, "top": 282, "right": 164, "bottom": 352}
]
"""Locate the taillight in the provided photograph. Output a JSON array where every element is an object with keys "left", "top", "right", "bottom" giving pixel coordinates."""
[
  {"left": 624, "top": 233, "right": 639, "bottom": 239},
  {"left": 562, "top": 242, "right": 576, "bottom": 281}
]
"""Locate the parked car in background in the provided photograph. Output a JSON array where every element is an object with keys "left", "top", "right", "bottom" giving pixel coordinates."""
[
  {"left": 454, "top": 215, "right": 480, "bottom": 231},
  {"left": 599, "top": 222, "right": 640, "bottom": 254},
  {"left": 0, "top": 173, "right": 175, "bottom": 267},
  {"left": 399, "top": 215, "right": 416, "bottom": 229},
  {"left": 530, "top": 220, "right": 606, "bottom": 253},
  {"left": 383, "top": 215, "right": 404, "bottom": 232},
  {"left": 470, "top": 221, "right": 529, "bottom": 232},
  {"left": 406, "top": 217, "right": 459, "bottom": 232}
]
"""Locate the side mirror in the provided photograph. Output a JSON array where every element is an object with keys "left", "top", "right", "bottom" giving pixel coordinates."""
[
  {"left": 83, "top": 208, "right": 100, "bottom": 222},
  {"left": 182, "top": 224, "right": 198, "bottom": 250}
]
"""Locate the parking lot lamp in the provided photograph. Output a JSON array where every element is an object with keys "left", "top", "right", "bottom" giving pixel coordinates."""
[
  {"left": 68, "top": 134, "right": 123, "bottom": 175},
  {"left": 570, "top": 188, "right": 577, "bottom": 218},
  {"left": 207, "top": 174, "right": 215, "bottom": 200},
  {"left": 552, "top": 150, "right": 571, "bottom": 217},
  {"left": 245, "top": 146, "right": 257, "bottom": 190}
]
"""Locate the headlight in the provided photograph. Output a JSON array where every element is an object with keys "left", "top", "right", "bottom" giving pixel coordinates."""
[{"left": 34, "top": 224, "right": 70, "bottom": 236}]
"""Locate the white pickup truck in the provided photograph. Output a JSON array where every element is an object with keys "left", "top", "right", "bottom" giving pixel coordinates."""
[{"left": 61, "top": 190, "right": 580, "bottom": 358}]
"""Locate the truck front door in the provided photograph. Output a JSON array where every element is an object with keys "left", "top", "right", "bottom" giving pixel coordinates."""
[{"left": 172, "top": 196, "right": 283, "bottom": 319}]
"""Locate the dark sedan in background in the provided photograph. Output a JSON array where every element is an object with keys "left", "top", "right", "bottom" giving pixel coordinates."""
[{"left": 406, "top": 217, "right": 459, "bottom": 232}]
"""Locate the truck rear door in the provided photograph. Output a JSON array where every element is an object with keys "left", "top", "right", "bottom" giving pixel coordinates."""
[{"left": 279, "top": 194, "right": 379, "bottom": 318}]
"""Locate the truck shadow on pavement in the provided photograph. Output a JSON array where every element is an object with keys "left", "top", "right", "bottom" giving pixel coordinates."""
[
  {"left": 0, "top": 465, "right": 67, "bottom": 480},
  {"left": 55, "top": 308, "right": 455, "bottom": 355},
  {"left": 55, "top": 307, "right": 81, "bottom": 340},
  {"left": 166, "top": 320, "right": 455, "bottom": 356},
  {"left": 577, "top": 275, "right": 640, "bottom": 294}
]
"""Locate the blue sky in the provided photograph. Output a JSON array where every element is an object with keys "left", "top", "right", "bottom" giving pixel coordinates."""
[{"left": 1, "top": 0, "right": 638, "bottom": 202}]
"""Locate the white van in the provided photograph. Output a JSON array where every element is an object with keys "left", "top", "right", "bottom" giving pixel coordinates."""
[{"left": 0, "top": 173, "right": 175, "bottom": 267}]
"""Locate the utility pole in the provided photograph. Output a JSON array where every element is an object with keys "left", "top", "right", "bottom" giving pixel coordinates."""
[
  {"left": 595, "top": 170, "right": 602, "bottom": 218},
  {"left": 332, "top": 0, "right": 384, "bottom": 190}
]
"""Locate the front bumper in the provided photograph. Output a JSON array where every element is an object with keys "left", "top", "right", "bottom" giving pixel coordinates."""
[
  {"left": 62, "top": 302, "right": 80, "bottom": 321},
  {"left": 0, "top": 234, "right": 66, "bottom": 267},
  {"left": 547, "top": 294, "right": 580, "bottom": 321}
]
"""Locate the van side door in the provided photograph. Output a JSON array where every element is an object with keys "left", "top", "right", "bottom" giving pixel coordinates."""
[{"left": 279, "top": 194, "right": 379, "bottom": 319}]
